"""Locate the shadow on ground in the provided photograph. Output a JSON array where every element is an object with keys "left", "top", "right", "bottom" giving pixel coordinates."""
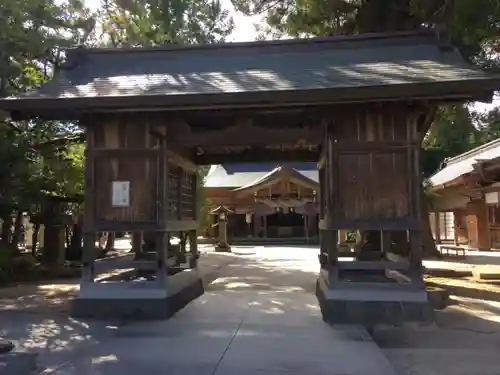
[{"left": 3, "top": 247, "right": 500, "bottom": 375}]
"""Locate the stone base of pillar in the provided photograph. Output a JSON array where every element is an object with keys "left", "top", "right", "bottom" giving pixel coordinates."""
[
  {"left": 315, "top": 269, "right": 433, "bottom": 325},
  {"left": 214, "top": 243, "right": 231, "bottom": 252},
  {"left": 71, "top": 269, "right": 203, "bottom": 320},
  {"left": 0, "top": 339, "right": 14, "bottom": 354}
]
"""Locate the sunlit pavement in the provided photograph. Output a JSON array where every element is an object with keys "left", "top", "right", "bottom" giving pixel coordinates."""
[
  {"left": 3, "top": 246, "right": 500, "bottom": 374},
  {"left": 41, "top": 246, "right": 396, "bottom": 375}
]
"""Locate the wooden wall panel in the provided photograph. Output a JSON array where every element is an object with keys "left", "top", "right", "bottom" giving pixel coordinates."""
[
  {"left": 336, "top": 152, "right": 409, "bottom": 220},
  {"left": 327, "top": 104, "right": 420, "bottom": 227},
  {"left": 94, "top": 155, "right": 158, "bottom": 222},
  {"left": 86, "top": 116, "right": 160, "bottom": 225}
]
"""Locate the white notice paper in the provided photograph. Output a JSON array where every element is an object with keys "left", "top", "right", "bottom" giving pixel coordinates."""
[{"left": 111, "top": 181, "right": 130, "bottom": 207}]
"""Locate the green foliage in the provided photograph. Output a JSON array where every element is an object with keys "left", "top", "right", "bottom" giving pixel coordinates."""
[
  {"left": 99, "top": 0, "right": 234, "bottom": 47},
  {"left": 197, "top": 166, "right": 212, "bottom": 231},
  {"left": 0, "top": 0, "right": 95, "bottom": 219},
  {"left": 233, "top": 0, "right": 500, "bottom": 69},
  {"left": 476, "top": 106, "right": 500, "bottom": 143}
]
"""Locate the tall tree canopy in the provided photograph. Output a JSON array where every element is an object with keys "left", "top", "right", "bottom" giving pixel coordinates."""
[
  {"left": 99, "top": 0, "right": 234, "bottom": 46},
  {"left": 232, "top": 0, "right": 500, "bottom": 69}
]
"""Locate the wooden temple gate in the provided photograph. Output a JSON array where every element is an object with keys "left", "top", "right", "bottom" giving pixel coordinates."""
[{"left": 1, "top": 29, "right": 499, "bottom": 323}]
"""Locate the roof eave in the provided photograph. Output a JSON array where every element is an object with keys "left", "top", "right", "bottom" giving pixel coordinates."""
[{"left": 2, "top": 79, "right": 498, "bottom": 121}]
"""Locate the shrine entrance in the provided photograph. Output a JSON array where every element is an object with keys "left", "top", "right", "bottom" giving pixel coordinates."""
[{"left": 1, "top": 29, "right": 499, "bottom": 324}]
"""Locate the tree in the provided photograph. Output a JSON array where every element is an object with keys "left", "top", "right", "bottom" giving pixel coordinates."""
[
  {"left": 99, "top": 0, "right": 234, "bottom": 47},
  {"left": 232, "top": 0, "right": 500, "bottom": 258},
  {"left": 476, "top": 106, "right": 500, "bottom": 144},
  {"left": 0, "top": 0, "right": 95, "bottom": 273}
]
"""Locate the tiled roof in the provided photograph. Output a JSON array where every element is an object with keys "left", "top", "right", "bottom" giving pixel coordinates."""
[
  {"left": 429, "top": 138, "right": 500, "bottom": 187},
  {"left": 204, "top": 164, "right": 318, "bottom": 188},
  {"left": 233, "top": 164, "right": 318, "bottom": 192},
  {"left": 1, "top": 29, "right": 498, "bottom": 113}
]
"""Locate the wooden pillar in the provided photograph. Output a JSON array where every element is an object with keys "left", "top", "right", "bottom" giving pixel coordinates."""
[
  {"left": 304, "top": 214, "right": 309, "bottom": 242},
  {"left": 338, "top": 230, "right": 347, "bottom": 243},
  {"left": 156, "top": 135, "right": 168, "bottom": 284},
  {"left": 453, "top": 210, "right": 460, "bottom": 246},
  {"left": 188, "top": 231, "right": 198, "bottom": 268},
  {"left": 263, "top": 215, "right": 267, "bottom": 238},
  {"left": 131, "top": 232, "right": 143, "bottom": 253},
  {"left": 253, "top": 214, "right": 260, "bottom": 237},
  {"left": 381, "top": 230, "right": 391, "bottom": 258},
  {"left": 466, "top": 199, "right": 490, "bottom": 250},
  {"left": 433, "top": 211, "right": 441, "bottom": 244},
  {"left": 189, "top": 172, "right": 198, "bottom": 268},
  {"left": 82, "top": 128, "right": 96, "bottom": 283}
]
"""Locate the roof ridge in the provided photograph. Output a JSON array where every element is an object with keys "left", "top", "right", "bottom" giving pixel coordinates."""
[
  {"left": 444, "top": 137, "right": 500, "bottom": 166},
  {"left": 66, "top": 28, "right": 437, "bottom": 56}
]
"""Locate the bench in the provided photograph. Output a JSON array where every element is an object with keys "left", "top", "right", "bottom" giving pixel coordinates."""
[{"left": 438, "top": 245, "right": 467, "bottom": 259}]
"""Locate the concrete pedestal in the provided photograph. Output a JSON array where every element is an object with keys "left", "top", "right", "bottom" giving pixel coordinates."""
[
  {"left": 0, "top": 339, "right": 14, "bottom": 354},
  {"left": 72, "top": 269, "right": 204, "bottom": 320},
  {"left": 315, "top": 269, "right": 433, "bottom": 325}
]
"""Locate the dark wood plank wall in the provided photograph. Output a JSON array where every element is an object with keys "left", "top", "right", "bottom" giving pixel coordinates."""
[
  {"left": 325, "top": 104, "right": 421, "bottom": 230},
  {"left": 90, "top": 119, "right": 160, "bottom": 223},
  {"left": 83, "top": 114, "right": 197, "bottom": 229}
]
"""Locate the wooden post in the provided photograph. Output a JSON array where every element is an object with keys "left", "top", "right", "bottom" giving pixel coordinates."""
[
  {"left": 189, "top": 171, "right": 198, "bottom": 268},
  {"left": 188, "top": 230, "right": 198, "bottom": 268},
  {"left": 326, "top": 229, "right": 338, "bottom": 281},
  {"left": 381, "top": 230, "right": 391, "bottom": 258},
  {"left": 433, "top": 211, "right": 441, "bottom": 244},
  {"left": 304, "top": 214, "right": 309, "bottom": 243},
  {"left": 131, "top": 232, "right": 143, "bottom": 253},
  {"left": 263, "top": 215, "right": 267, "bottom": 238},
  {"left": 466, "top": 199, "right": 491, "bottom": 250},
  {"left": 82, "top": 129, "right": 96, "bottom": 283},
  {"left": 338, "top": 230, "right": 347, "bottom": 243},
  {"left": 156, "top": 135, "right": 168, "bottom": 284}
]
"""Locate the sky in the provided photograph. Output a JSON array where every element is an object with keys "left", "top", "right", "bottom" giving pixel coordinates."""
[{"left": 83, "top": 0, "right": 498, "bottom": 112}]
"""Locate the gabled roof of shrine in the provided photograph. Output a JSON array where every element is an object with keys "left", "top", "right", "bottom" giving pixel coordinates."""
[
  {"left": 204, "top": 163, "right": 318, "bottom": 189},
  {"left": 233, "top": 164, "right": 319, "bottom": 194},
  {"left": 1, "top": 29, "right": 499, "bottom": 117},
  {"left": 430, "top": 138, "right": 500, "bottom": 188}
]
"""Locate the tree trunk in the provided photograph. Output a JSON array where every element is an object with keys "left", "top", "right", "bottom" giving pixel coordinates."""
[
  {"left": 421, "top": 188, "right": 441, "bottom": 258},
  {"left": 42, "top": 224, "right": 65, "bottom": 267},
  {"left": 65, "top": 226, "right": 71, "bottom": 249},
  {"left": 10, "top": 211, "right": 23, "bottom": 248},
  {"left": 67, "top": 220, "right": 83, "bottom": 261},
  {"left": 31, "top": 222, "right": 40, "bottom": 257},
  {"left": 104, "top": 232, "right": 115, "bottom": 253},
  {"left": 1, "top": 214, "right": 12, "bottom": 244}
]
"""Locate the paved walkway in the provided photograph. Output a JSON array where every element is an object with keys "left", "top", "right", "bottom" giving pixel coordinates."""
[{"left": 40, "top": 246, "right": 395, "bottom": 375}]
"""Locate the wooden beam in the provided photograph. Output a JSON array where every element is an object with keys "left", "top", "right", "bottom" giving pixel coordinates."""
[
  {"left": 167, "top": 149, "right": 197, "bottom": 173},
  {"left": 165, "top": 219, "right": 198, "bottom": 231},
  {"left": 175, "top": 122, "right": 322, "bottom": 147},
  {"left": 195, "top": 148, "right": 320, "bottom": 164},
  {"left": 319, "top": 216, "right": 421, "bottom": 231},
  {"left": 337, "top": 260, "right": 410, "bottom": 271}
]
